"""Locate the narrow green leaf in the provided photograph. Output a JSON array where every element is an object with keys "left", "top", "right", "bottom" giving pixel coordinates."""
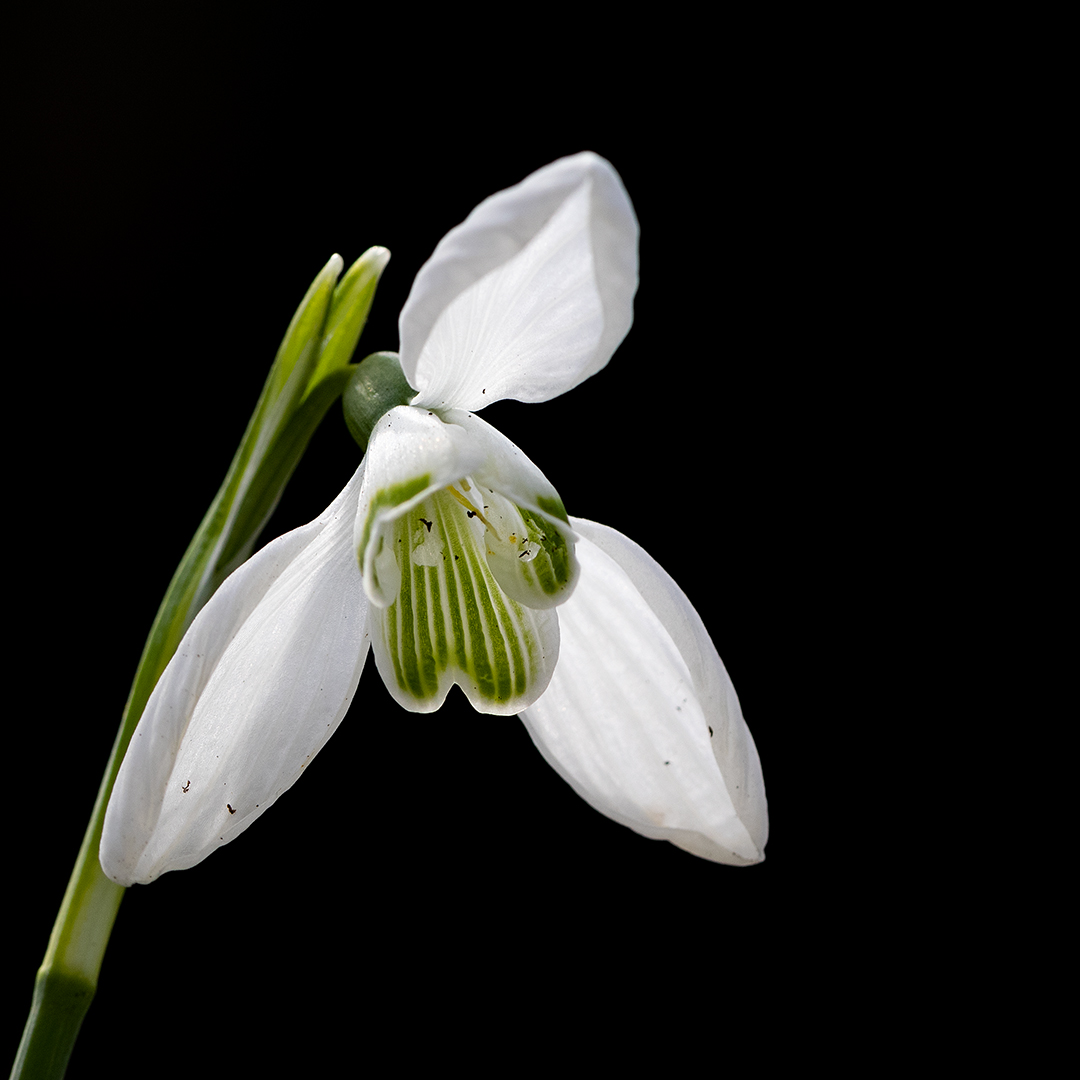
[
  {"left": 213, "top": 364, "right": 354, "bottom": 582},
  {"left": 308, "top": 246, "right": 391, "bottom": 392},
  {"left": 266, "top": 253, "right": 343, "bottom": 413}
]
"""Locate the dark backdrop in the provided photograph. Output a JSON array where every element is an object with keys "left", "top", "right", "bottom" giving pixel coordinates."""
[{"left": 6, "top": 8, "right": 845, "bottom": 1073}]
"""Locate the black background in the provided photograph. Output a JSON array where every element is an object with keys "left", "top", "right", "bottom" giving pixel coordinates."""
[{"left": 5, "top": 7, "right": 856, "bottom": 1074}]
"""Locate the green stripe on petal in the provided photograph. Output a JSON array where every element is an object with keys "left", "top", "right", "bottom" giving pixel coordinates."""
[
  {"left": 519, "top": 506, "right": 574, "bottom": 597},
  {"left": 425, "top": 409, "right": 579, "bottom": 609},
  {"left": 369, "top": 488, "right": 559, "bottom": 716},
  {"left": 535, "top": 493, "right": 569, "bottom": 523},
  {"left": 357, "top": 474, "right": 430, "bottom": 606},
  {"left": 478, "top": 491, "right": 578, "bottom": 610}
]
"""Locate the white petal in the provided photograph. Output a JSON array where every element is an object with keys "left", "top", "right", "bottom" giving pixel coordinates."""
[
  {"left": 519, "top": 519, "right": 768, "bottom": 865},
  {"left": 400, "top": 152, "right": 638, "bottom": 411},
  {"left": 100, "top": 465, "right": 369, "bottom": 886}
]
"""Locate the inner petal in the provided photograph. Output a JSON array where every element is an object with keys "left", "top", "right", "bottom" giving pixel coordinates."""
[
  {"left": 370, "top": 486, "right": 560, "bottom": 716},
  {"left": 469, "top": 485, "right": 575, "bottom": 609}
]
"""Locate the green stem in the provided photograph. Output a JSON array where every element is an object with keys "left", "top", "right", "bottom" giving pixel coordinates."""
[
  {"left": 10, "top": 745, "right": 124, "bottom": 1079},
  {"left": 10, "top": 490, "right": 225, "bottom": 1077},
  {"left": 9, "top": 403, "right": 300, "bottom": 1078},
  {"left": 10, "top": 249, "right": 387, "bottom": 1079}
]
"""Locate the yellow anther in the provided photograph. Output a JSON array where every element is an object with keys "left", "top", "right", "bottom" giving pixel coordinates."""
[{"left": 445, "top": 484, "right": 498, "bottom": 535}]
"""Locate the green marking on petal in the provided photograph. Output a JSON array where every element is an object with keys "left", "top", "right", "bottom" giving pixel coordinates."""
[
  {"left": 534, "top": 493, "right": 569, "bottom": 524},
  {"left": 469, "top": 486, "right": 577, "bottom": 609},
  {"left": 370, "top": 485, "right": 559, "bottom": 713},
  {"left": 357, "top": 473, "right": 431, "bottom": 602},
  {"left": 517, "top": 506, "right": 573, "bottom": 597}
]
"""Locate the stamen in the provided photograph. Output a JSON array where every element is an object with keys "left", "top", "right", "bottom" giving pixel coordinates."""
[{"left": 445, "top": 484, "right": 499, "bottom": 536}]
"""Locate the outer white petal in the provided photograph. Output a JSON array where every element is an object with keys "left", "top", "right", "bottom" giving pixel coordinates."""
[
  {"left": 400, "top": 152, "right": 638, "bottom": 411},
  {"left": 519, "top": 519, "right": 768, "bottom": 865},
  {"left": 100, "top": 465, "right": 369, "bottom": 886}
]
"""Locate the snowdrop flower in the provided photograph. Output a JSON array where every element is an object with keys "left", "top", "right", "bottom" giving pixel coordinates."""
[{"left": 100, "top": 153, "right": 768, "bottom": 886}]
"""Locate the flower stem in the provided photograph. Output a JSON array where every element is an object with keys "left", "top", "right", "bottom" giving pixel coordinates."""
[
  {"left": 10, "top": 251, "right": 387, "bottom": 1079},
  {"left": 9, "top": 430, "right": 282, "bottom": 1078},
  {"left": 10, "top": 508, "right": 216, "bottom": 1078},
  {"left": 10, "top": 756, "right": 123, "bottom": 1079}
]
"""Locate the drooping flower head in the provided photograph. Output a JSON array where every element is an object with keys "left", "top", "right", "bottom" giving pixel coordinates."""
[
  {"left": 350, "top": 152, "right": 636, "bottom": 715},
  {"left": 100, "top": 154, "right": 767, "bottom": 887}
]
